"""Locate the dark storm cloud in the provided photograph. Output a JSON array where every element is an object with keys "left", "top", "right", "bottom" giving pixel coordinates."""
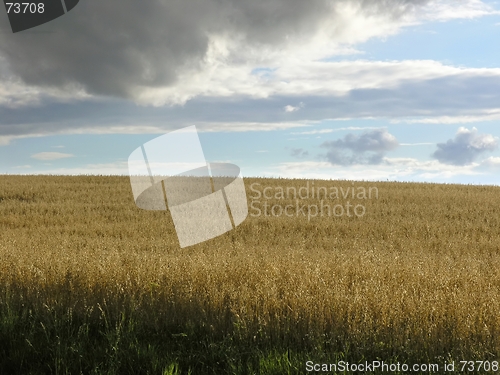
[
  {"left": 321, "top": 129, "right": 399, "bottom": 165},
  {"left": 0, "top": 0, "right": 430, "bottom": 99},
  {"left": 1, "top": 0, "right": 498, "bottom": 141},
  {"left": 432, "top": 127, "right": 498, "bottom": 165}
]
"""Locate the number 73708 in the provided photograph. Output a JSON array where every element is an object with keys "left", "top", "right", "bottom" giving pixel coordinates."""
[{"left": 5, "top": 3, "right": 45, "bottom": 14}]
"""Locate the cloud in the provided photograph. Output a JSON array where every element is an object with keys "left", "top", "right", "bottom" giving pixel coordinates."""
[
  {"left": 481, "top": 156, "right": 500, "bottom": 169},
  {"left": 21, "top": 162, "right": 129, "bottom": 175},
  {"left": 3, "top": 61, "right": 500, "bottom": 140},
  {"left": 196, "top": 121, "right": 309, "bottom": 132},
  {"left": 432, "top": 127, "right": 498, "bottom": 165},
  {"left": 137, "top": 59, "right": 500, "bottom": 107},
  {"left": 0, "top": 114, "right": 311, "bottom": 145},
  {"left": 31, "top": 152, "right": 74, "bottom": 161},
  {"left": 284, "top": 102, "right": 305, "bottom": 113},
  {"left": 392, "top": 110, "right": 500, "bottom": 124},
  {"left": 418, "top": 0, "right": 500, "bottom": 21},
  {"left": 290, "top": 148, "right": 309, "bottom": 158},
  {"left": 0, "top": 0, "right": 470, "bottom": 106},
  {"left": 292, "top": 129, "right": 336, "bottom": 135},
  {"left": 0, "top": 0, "right": 499, "bottom": 140},
  {"left": 284, "top": 105, "right": 299, "bottom": 113},
  {"left": 400, "top": 142, "right": 434, "bottom": 146},
  {"left": 13, "top": 165, "right": 32, "bottom": 169},
  {"left": 262, "top": 155, "right": 497, "bottom": 184},
  {"left": 321, "top": 128, "right": 399, "bottom": 165},
  {"left": 291, "top": 126, "right": 381, "bottom": 135}
]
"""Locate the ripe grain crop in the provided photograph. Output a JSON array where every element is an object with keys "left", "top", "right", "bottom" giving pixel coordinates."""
[{"left": 0, "top": 175, "right": 499, "bottom": 374}]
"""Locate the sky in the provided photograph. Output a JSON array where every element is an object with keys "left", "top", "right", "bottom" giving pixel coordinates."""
[{"left": 1, "top": 0, "right": 500, "bottom": 184}]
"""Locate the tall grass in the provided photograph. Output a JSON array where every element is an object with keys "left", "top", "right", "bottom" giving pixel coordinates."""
[{"left": 0, "top": 175, "right": 499, "bottom": 374}]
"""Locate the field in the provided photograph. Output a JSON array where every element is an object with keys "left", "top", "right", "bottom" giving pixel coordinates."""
[{"left": 0, "top": 175, "right": 499, "bottom": 374}]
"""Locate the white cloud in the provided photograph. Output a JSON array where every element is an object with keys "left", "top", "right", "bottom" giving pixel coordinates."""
[
  {"left": 292, "top": 126, "right": 382, "bottom": 135},
  {"left": 432, "top": 127, "right": 498, "bottom": 165},
  {"left": 284, "top": 102, "right": 305, "bottom": 113},
  {"left": 481, "top": 156, "right": 500, "bottom": 168},
  {"left": 392, "top": 110, "right": 500, "bottom": 124},
  {"left": 400, "top": 142, "right": 435, "bottom": 146},
  {"left": 27, "top": 162, "right": 129, "bottom": 175},
  {"left": 292, "top": 129, "right": 336, "bottom": 135},
  {"left": 196, "top": 121, "right": 310, "bottom": 132},
  {"left": 418, "top": 0, "right": 500, "bottom": 21},
  {"left": 31, "top": 152, "right": 75, "bottom": 161},
  {"left": 0, "top": 136, "right": 15, "bottom": 146},
  {"left": 0, "top": 131, "right": 55, "bottom": 146}
]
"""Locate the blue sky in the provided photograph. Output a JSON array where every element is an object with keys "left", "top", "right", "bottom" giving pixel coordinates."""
[{"left": 1, "top": 0, "right": 500, "bottom": 184}]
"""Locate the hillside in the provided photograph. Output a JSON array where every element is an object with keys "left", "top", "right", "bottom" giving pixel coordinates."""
[{"left": 0, "top": 175, "right": 499, "bottom": 374}]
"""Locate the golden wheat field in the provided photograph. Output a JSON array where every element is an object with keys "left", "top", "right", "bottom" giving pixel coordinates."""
[{"left": 0, "top": 175, "right": 499, "bottom": 374}]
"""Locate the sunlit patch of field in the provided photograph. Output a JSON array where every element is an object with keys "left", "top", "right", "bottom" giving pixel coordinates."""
[{"left": 0, "top": 175, "right": 499, "bottom": 374}]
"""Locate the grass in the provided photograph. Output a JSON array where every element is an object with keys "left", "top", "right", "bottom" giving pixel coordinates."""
[{"left": 0, "top": 175, "right": 499, "bottom": 374}]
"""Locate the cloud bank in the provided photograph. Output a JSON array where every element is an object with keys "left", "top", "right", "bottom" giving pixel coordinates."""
[
  {"left": 0, "top": 0, "right": 468, "bottom": 105},
  {"left": 0, "top": 0, "right": 499, "bottom": 141}
]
